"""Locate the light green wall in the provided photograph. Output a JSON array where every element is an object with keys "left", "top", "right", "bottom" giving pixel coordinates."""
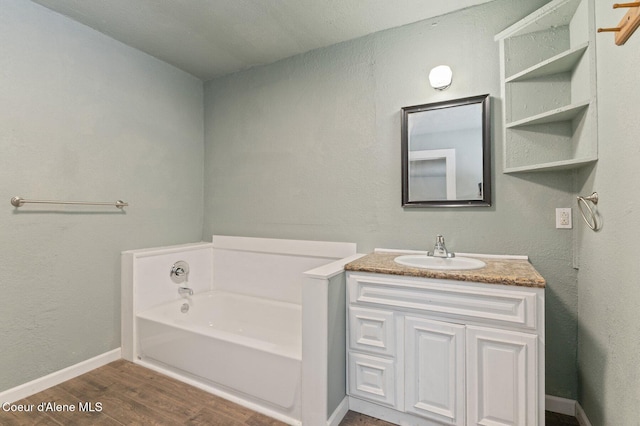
[
  {"left": 576, "top": 3, "right": 640, "bottom": 424},
  {"left": 204, "top": 0, "right": 579, "bottom": 398},
  {"left": 0, "top": 1, "right": 204, "bottom": 392}
]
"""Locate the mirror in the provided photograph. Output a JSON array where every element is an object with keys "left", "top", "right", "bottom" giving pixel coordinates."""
[{"left": 401, "top": 94, "right": 491, "bottom": 207}]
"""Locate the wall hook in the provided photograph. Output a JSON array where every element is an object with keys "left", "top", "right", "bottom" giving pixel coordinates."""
[
  {"left": 614, "top": 2, "right": 640, "bottom": 8},
  {"left": 598, "top": 2, "right": 640, "bottom": 45}
]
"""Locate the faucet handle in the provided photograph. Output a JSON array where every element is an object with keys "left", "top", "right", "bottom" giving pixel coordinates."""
[{"left": 170, "top": 260, "right": 190, "bottom": 284}]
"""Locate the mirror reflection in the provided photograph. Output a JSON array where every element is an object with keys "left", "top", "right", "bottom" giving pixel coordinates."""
[{"left": 401, "top": 94, "right": 491, "bottom": 207}]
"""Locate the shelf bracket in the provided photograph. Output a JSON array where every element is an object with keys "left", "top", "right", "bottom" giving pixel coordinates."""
[{"left": 597, "top": 2, "right": 640, "bottom": 45}]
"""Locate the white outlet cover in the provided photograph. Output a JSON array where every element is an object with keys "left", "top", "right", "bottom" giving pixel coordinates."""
[{"left": 556, "top": 208, "right": 572, "bottom": 229}]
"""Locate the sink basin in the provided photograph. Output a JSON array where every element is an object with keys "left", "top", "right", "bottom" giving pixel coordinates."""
[{"left": 394, "top": 255, "right": 486, "bottom": 271}]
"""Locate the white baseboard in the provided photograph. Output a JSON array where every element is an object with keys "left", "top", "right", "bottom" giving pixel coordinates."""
[
  {"left": 576, "top": 402, "right": 593, "bottom": 426},
  {"left": 545, "top": 395, "right": 593, "bottom": 426},
  {"left": 327, "top": 397, "right": 349, "bottom": 426},
  {"left": 0, "top": 348, "right": 121, "bottom": 404},
  {"left": 545, "top": 395, "right": 576, "bottom": 416}
]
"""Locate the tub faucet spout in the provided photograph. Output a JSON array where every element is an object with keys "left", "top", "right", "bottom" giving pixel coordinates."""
[{"left": 178, "top": 287, "right": 193, "bottom": 296}]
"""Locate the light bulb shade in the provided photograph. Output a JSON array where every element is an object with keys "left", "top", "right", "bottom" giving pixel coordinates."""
[{"left": 429, "top": 65, "right": 453, "bottom": 90}]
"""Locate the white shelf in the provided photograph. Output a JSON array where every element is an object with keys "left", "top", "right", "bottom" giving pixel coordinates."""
[
  {"left": 503, "top": 157, "right": 597, "bottom": 173},
  {"left": 506, "top": 100, "right": 590, "bottom": 128},
  {"left": 505, "top": 43, "right": 588, "bottom": 83},
  {"left": 494, "top": 0, "right": 582, "bottom": 39}
]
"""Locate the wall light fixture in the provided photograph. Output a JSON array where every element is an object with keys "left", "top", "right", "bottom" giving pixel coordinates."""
[{"left": 429, "top": 65, "right": 453, "bottom": 90}]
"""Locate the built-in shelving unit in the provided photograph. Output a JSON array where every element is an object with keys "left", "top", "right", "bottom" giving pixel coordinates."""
[{"left": 495, "top": 0, "right": 597, "bottom": 174}]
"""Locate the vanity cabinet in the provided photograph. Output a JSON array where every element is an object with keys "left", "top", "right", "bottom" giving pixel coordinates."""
[
  {"left": 495, "top": 0, "right": 597, "bottom": 173},
  {"left": 346, "top": 271, "right": 544, "bottom": 426}
]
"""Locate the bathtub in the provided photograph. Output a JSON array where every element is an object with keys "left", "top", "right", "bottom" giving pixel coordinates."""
[
  {"left": 122, "top": 236, "right": 359, "bottom": 425},
  {"left": 137, "top": 290, "right": 302, "bottom": 412}
]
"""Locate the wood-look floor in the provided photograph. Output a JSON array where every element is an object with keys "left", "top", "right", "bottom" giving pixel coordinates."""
[{"left": 1, "top": 360, "right": 579, "bottom": 425}]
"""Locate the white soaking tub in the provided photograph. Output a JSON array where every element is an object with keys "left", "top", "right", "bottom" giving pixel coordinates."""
[{"left": 122, "top": 236, "right": 359, "bottom": 425}]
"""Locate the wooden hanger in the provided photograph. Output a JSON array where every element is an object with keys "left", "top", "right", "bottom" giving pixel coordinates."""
[{"left": 598, "top": 2, "right": 640, "bottom": 45}]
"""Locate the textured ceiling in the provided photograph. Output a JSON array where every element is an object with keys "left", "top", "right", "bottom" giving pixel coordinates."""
[{"left": 31, "top": 0, "right": 495, "bottom": 80}]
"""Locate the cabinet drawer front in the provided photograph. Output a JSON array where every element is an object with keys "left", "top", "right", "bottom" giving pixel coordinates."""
[
  {"left": 348, "top": 352, "right": 398, "bottom": 408},
  {"left": 349, "top": 306, "right": 395, "bottom": 356},
  {"left": 348, "top": 274, "right": 537, "bottom": 330}
]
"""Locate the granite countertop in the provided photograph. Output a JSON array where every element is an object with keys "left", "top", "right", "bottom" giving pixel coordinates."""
[{"left": 344, "top": 252, "right": 545, "bottom": 288}]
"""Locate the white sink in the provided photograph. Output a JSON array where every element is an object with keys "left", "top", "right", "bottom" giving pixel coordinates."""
[{"left": 394, "top": 255, "right": 486, "bottom": 271}]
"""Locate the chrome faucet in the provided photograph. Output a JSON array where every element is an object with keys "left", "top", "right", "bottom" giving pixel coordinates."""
[
  {"left": 178, "top": 287, "right": 193, "bottom": 296},
  {"left": 429, "top": 235, "right": 455, "bottom": 258},
  {"left": 170, "top": 261, "right": 190, "bottom": 284}
]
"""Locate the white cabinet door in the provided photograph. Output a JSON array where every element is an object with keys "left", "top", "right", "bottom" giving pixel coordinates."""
[
  {"left": 405, "top": 316, "right": 466, "bottom": 425},
  {"left": 466, "top": 326, "right": 538, "bottom": 426}
]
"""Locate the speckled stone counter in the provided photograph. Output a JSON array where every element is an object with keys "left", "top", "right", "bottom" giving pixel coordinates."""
[{"left": 344, "top": 252, "right": 545, "bottom": 288}]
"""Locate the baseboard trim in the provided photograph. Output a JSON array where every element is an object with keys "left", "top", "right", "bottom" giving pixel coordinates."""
[
  {"left": 545, "top": 395, "right": 593, "bottom": 426},
  {"left": 576, "top": 402, "right": 593, "bottom": 426},
  {"left": 545, "top": 395, "right": 576, "bottom": 416},
  {"left": 0, "top": 348, "right": 121, "bottom": 404},
  {"left": 327, "top": 397, "right": 349, "bottom": 426}
]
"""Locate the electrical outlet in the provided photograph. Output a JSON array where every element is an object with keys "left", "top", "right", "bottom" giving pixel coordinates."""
[{"left": 556, "top": 208, "right": 572, "bottom": 229}]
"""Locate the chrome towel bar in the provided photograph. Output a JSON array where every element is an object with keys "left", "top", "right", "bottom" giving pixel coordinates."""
[{"left": 10, "top": 196, "right": 128, "bottom": 209}]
